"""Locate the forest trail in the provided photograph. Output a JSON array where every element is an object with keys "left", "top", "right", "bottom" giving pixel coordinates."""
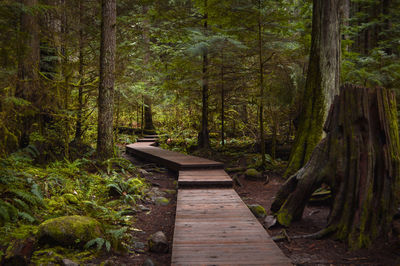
[{"left": 126, "top": 137, "right": 292, "bottom": 265}]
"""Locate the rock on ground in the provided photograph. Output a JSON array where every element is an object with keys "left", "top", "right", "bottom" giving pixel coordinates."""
[
  {"left": 38, "top": 215, "right": 102, "bottom": 247},
  {"left": 247, "top": 204, "right": 266, "bottom": 218},
  {"left": 148, "top": 231, "right": 168, "bottom": 253},
  {"left": 244, "top": 168, "right": 262, "bottom": 180}
]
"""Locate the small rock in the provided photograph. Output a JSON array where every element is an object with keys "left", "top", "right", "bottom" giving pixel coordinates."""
[
  {"left": 101, "top": 260, "right": 114, "bottom": 266},
  {"left": 248, "top": 204, "right": 267, "bottom": 218},
  {"left": 143, "top": 258, "right": 155, "bottom": 266},
  {"left": 264, "top": 215, "right": 277, "bottom": 228},
  {"left": 244, "top": 168, "right": 262, "bottom": 180},
  {"left": 62, "top": 258, "right": 78, "bottom": 266},
  {"left": 138, "top": 205, "right": 150, "bottom": 212},
  {"left": 138, "top": 169, "right": 149, "bottom": 175},
  {"left": 155, "top": 197, "right": 169, "bottom": 206},
  {"left": 164, "top": 189, "right": 176, "bottom": 195},
  {"left": 134, "top": 242, "right": 146, "bottom": 250},
  {"left": 148, "top": 231, "right": 168, "bottom": 253}
]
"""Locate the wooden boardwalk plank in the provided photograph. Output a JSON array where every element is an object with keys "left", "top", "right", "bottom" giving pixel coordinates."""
[
  {"left": 179, "top": 169, "right": 232, "bottom": 188},
  {"left": 126, "top": 143, "right": 224, "bottom": 171},
  {"left": 172, "top": 189, "right": 292, "bottom": 266},
  {"left": 125, "top": 141, "right": 291, "bottom": 265}
]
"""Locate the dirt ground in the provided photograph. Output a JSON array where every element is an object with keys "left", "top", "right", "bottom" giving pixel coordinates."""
[
  {"left": 108, "top": 151, "right": 400, "bottom": 266},
  {"left": 235, "top": 173, "right": 400, "bottom": 266}
]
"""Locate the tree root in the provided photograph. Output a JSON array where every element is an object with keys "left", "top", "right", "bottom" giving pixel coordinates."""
[{"left": 272, "top": 227, "right": 335, "bottom": 242}]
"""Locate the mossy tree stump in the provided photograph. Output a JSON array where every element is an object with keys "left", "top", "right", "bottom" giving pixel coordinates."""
[{"left": 271, "top": 85, "right": 400, "bottom": 249}]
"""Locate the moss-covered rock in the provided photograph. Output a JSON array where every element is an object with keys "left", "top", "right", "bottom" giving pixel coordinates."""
[
  {"left": 244, "top": 168, "right": 262, "bottom": 180},
  {"left": 155, "top": 197, "right": 169, "bottom": 206},
  {"left": 164, "top": 189, "right": 176, "bottom": 195},
  {"left": 247, "top": 204, "right": 266, "bottom": 218},
  {"left": 38, "top": 215, "right": 102, "bottom": 247}
]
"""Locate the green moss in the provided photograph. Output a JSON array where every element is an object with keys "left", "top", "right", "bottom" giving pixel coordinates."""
[
  {"left": 155, "top": 197, "right": 169, "bottom": 206},
  {"left": 10, "top": 225, "right": 38, "bottom": 240},
  {"left": 63, "top": 193, "right": 79, "bottom": 204},
  {"left": 31, "top": 247, "right": 96, "bottom": 265},
  {"left": 247, "top": 204, "right": 266, "bottom": 218},
  {"left": 38, "top": 215, "right": 102, "bottom": 247},
  {"left": 276, "top": 209, "right": 293, "bottom": 227},
  {"left": 244, "top": 168, "right": 261, "bottom": 180},
  {"left": 164, "top": 189, "right": 176, "bottom": 195}
]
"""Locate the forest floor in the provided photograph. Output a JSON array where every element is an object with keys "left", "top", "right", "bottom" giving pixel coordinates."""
[{"left": 117, "top": 146, "right": 400, "bottom": 266}]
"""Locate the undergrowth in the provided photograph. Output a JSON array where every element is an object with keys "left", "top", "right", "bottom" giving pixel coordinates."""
[{"left": 0, "top": 143, "right": 150, "bottom": 262}]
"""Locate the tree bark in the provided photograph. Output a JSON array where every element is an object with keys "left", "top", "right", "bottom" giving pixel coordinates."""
[
  {"left": 97, "top": 0, "right": 116, "bottom": 160},
  {"left": 142, "top": 5, "right": 155, "bottom": 133},
  {"left": 272, "top": 85, "right": 400, "bottom": 250},
  {"left": 220, "top": 52, "right": 225, "bottom": 147},
  {"left": 144, "top": 96, "right": 155, "bottom": 131},
  {"left": 16, "top": 0, "right": 40, "bottom": 148},
  {"left": 197, "top": 0, "right": 210, "bottom": 149},
  {"left": 285, "top": 0, "right": 341, "bottom": 176},
  {"left": 258, "top": 0, "right": 266, "bottom": 168},
  {"left": 74, "top": 0, "right": 84, "bottom": 141}
]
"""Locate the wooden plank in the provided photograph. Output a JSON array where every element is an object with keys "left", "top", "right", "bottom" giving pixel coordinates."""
[
  {"left": 126, "top": 144, "right": 224, "bottom": 171},
  {"left": 137, "top": 138, "right": 157, "bottom": 142},
  {"left": 171, "top": 189, "right": 292, "bottom": 266},
  {"left": 178, "top": 169, "right": 232, "bottom": 188}
]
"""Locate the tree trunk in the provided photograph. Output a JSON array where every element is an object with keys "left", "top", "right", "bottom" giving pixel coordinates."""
[
  {"left": 197, "top": 0, "right": 210, "bottom": 149},
  {"left": 16, "top": 0, "right": 40, "bottom": 148},
  {"left": 97, "top": 0, "right": 116, "bottom": 160},
  {"left": 258, "top": 0, "right": 266, "bottom": 168},
  {"left": 285, "top": 0, "right": 341, "bottom": 176},
  {"left": 220, "top": 51, "right": 225, "bottom": 146},
  {"left": 74, "top": 0, "right": 84, "bottom": 141},
  {"left": 144, "top": 96, "right": 155, "bottom": 131},
  {"left": 271, "top": 85, "right": 400, "bottom": 250},
  {"left": 142, "top": 5, "right": 155, "bottom": 133}
]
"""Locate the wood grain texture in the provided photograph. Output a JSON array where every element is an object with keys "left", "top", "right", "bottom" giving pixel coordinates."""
[
  {"left": 125, "top": 141, "right": 291, "bottom": 265},
  {"left": 172, "top": 189, "right": 292, "bottom": 265}
]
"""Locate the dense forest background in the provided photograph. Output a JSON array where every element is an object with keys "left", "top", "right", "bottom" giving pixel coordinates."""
[
  {"left": 1, "top": 0, "right": 399, "bottom": 159},
  {"left": 1, "top": 0, "right": 400, "bottom": 264}
]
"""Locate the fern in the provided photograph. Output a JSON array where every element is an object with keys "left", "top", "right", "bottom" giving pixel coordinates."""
[
  {"left": 12, "top": 198, "right": 30, "bottom": 212},
  {"left": 85, "top": 237, "right": 111, "bottom": 252},
  {"left": 0, "top": 200, "right": 19, "bottom": 224},
  {"left": 9, "top": 189, "right": 43, "bottom": 207},
  {"left": 18, "top": 211, "right": 35, "bottom": 223}
]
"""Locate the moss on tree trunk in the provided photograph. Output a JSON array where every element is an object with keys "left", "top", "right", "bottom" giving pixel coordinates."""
[
  {"left": 272, "top": 85, "right": 400, "bottom": 250},
  {"left": 285, "top": 0, "right": 341, "bottom": 176}
]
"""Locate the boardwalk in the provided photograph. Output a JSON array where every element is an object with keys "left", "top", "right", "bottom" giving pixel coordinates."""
[{"left": 126, "top": 138, "right": 292, "bottom": 266}]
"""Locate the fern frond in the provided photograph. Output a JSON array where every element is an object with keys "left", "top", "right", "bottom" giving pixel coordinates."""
[
  {"left": 10, "top": 189, "right": 43, "bottom": 207},
  {"left": 18, "top": 211, "right": 35, "bottom": 223},
  {"left": 85, "top": 237, "right": 105, "bottom": 251},
  {"left": 13, "top": 198, "right": 29, "bottom": 212}
]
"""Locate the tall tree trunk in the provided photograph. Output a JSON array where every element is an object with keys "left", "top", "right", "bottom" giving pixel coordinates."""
[
  {"left": 197, "top": 0, "right": 210, "bottom": 149},
  {"left": 144, "top": 96, "right": 155, "bottom": 131},
  {"left": 16, "top": 0, "right": 40, "bottom": 148},
  {"left": 271, "top": 85, "right": 400, "bottom": 250},
  {"left": 258, "top": 0, "right": 266, "bottom": 168},
  {"left": 97, "top": 0, "right": 116, "bottom": 160},
  {"left": 220, "top": 50, "right": 225, "bottom": 146},
  {"left": 142, "top": 5, "right": 155, "bottom": 133},
  {"left": 285, "top": 0, "right": 341, "bottom": 176},
  {"left": 74, "top": 0, "right": 84, "bottom": 141}
]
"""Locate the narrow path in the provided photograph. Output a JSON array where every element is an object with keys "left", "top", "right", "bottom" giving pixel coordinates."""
[{"left": 126, "top": 138, "right": 292, "bottom": 266}]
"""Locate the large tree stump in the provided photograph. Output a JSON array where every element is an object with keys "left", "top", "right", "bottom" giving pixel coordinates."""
[{"left": 271, "top": 85, "right": 400, "bottom": 249}]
